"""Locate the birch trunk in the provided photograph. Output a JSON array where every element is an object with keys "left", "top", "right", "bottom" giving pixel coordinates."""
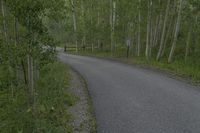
[
  {"left": 161, "top": 10, "right": 175, "bottom": 57},
  {"left": 92, "top": 43, "right": 94, "bottom": 52},
  {"left": 14, "top": 17, "right": 20, "bottom": 86},
  {"left": 1, "top": 0, "right": 8, "bottom": 44},
  {"left": 145, "top": 0, "right": 152, "bottom": 60},
  {"left": 137, "top": 0, "right": 141, "bottom": 56},
  {"left": 168, "top": 0, "right": 183, "bottom": 63},
  {"left": 71, "top": 0, "right": 78, "bottom": 53},
  {"left": 152, "top": 16, "right": 159, "bottom": 47},
  {"left": 97, "top": 11, "right": 100, "bottom": 49},
  {"left": 157, "top": 0, "right": 170, "bottom": 61},
  {"left": 185, "top": 21, "right": 193, "bottom": 62},
  {"left": 163, "top": 0, "right": 177, "bottom": 49},
  {"left": 14, "top": 17, "right": 19, "bottom": 46},
  {"left": 153, "top": 14, "right": 162, "bottom": 49},
  {"left": 110, "top": 0, "right": 113, "bottom": 26},
  {"left": 81, "top": 0, "right": 86, "bottom": 51},
  {"left": 27, "top": 55, "right": 34, "bottom": 106},
  {"left": 1, "top": 0, "right": 14, "bottom": 97},
  {"left": 149, "top": 3, "right": 154, "bottom": 58},
  {"left": 111, "top": 1, "right": 116, "bottom": 54},
  {"left": 21, "top": 60, "right": 27, "bottom": 85}
]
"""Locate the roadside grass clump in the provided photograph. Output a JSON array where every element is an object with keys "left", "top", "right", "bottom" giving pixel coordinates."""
[
  {"left": 0, "top": 62, "right": 77, "bottom": 133},
  {"left": 72, "top": 50, "right": 200, "bottom": 83}
]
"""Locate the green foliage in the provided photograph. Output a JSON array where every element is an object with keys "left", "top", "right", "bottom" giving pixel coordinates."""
[
  {"left": 62, "top": 0, "right": 200, "bottom": 82},
  {"left": 0, "top": 62, "right": 76, "bottom": 133},
  {"left": 0, "top": 66, "right": 12, "bottom": 90}
]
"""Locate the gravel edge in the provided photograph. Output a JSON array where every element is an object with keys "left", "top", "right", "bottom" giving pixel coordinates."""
[{"left": 68, "top": 68, "right": 96, "bottom": 133}]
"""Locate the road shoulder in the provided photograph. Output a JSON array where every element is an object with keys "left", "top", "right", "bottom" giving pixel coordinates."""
[
  {"left": 69, "top": 52, "right": 200, "bottom": 86},
  {"left": 68, "top": 68, "right": 96, "bottom": 133}
]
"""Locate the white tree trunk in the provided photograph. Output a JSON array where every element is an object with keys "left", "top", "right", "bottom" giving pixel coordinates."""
[
  {"left": 111, "top": 1, "right": 116, "bottom": 54},
  {"left": 161, "top": 10, "right": 175, "bottom": 57},
  {"left": 1, "top": 0, "right": 8, "bottom": 44},
  {"left": 157, "top": 0, "right": 171, "bottom": 61},
  {"left": 168, "top": 0, "right": 183, "bottom": 63},
  {"left": 71, "top": 0, "right": 78, "bottom": 52},
  {"left": 145, "top": 0, "right": 152, "bottom": 60},
  {"left": 97, "top": 11, "right": 100, "bottom": 49},
  {"left": 185, "top": 19, "right": 194, "bottom": 62},
  {"left": 27, "top": 55, "right": 34, "bottom": 105},
  {"left": 137, "top": 0, "right": 141, "bottom": 56}
]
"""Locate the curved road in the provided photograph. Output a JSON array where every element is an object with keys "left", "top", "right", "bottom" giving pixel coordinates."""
[{"left": 59, "top": 52, "right": 200, "bottom": 133}]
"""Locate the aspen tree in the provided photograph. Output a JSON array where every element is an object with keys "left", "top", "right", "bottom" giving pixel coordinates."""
[
  {"left": 157, "top": 0, "right": 170, "bottom": 61},
  {"left": 145, "top": 0, "right": 152, "bottom": 60},
  {"left": 168, "top": 0, "right": 183, "bottom": 63},
  {"left": 71, "top": 0, "right": 78, "bottom": 52},
  {"left": 111, "top": 0, "right": 116, "bottom": 54},
  {"left": 185, "top": 22, "right": 192, "bottom": 62},
  {"left": 137, "top": 0, "right": 141, "bottom": 56},
  {"left": 1, "top": 0, "right": 8, "bottom": 44}
]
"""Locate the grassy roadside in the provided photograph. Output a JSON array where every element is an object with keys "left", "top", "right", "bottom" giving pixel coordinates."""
[
  {"left": 0, "top": 62, "right": 77, "bottom": 133},
  {"left": 70, "top": 50, "right": 200, "bottom": 84}
]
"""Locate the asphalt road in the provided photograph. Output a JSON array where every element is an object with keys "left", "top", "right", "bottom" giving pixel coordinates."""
[{"left": 58, "top": 52, "right": 200, "bottom": 133}]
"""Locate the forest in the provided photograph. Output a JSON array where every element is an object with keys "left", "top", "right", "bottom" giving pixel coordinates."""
[
  {"left": 0, "top": 0, "right": 200, "bottom": 132},
  {"left": 56, "top": 0, "right": 200, "bottom": 81},
  {"left": 0, "top": 0, "right": 77, "bottom": 132}
]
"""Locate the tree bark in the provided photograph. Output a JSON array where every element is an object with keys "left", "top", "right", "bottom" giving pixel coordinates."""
[
  {"left": 145, "top": 0, "right": 152, "bottom": 60},
  {"left": 161, "top": 17, "right": 173, "bottom": 57},
  {"left": 71, "top": 0, "right": 78, "bottom": 53},
  {"left": 168, "top": 0, "right": 183, "bottom": 63},
  {"left": 152, "top": 15, "right": 159, "bottom": 47},
  {"left": 21, "top": 60, "right": 28, "bottom": 85},
  {"left": 27, "top": 54, "right": 34, "bottom": 106},
  {"left": 157, "top": 0, "right": 170, "bottom": 61},
  {"left": 185, "top": 20, "right": 193, "bottom": 62},
  {"left": 1, "top": 0, "right": 8, "bottom": 44},
  {"left": 111, "top": 1, "right": 116, "bottom": 55},
  {"left": 137, "top": 0, "right": 141, "bottom": 56}
]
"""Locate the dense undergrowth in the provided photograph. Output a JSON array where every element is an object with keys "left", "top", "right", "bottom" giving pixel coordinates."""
[{"left": 0, "top": 62, "right": 77, "bottom": 133}]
